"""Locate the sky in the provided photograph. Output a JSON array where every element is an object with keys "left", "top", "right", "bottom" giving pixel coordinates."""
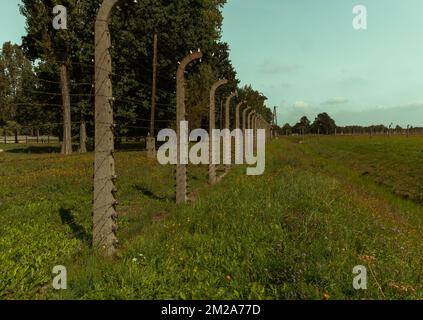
[
  {"left": 222, "top": 0, "right": 423, "bottom": 126},
  {"left": 1, "top": 1, "right": 423, "bottom": 126},
  {"left": 0, "top": 1, "right": 25, "bottom": 46}
]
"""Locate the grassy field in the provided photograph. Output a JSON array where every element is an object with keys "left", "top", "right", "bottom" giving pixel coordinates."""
[
  {"left": 0, "top": 137, "right": 422, "bottom": 300},
  {"left": 301, "top": 135, "right": 423, "bottom": 204}
]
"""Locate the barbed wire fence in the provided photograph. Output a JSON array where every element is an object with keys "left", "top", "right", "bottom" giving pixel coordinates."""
[{"left": 0, "top": 0, "right": 272, "bottom": 257}]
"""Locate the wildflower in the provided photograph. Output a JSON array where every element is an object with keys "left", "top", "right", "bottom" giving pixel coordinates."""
[{"left": 360, "top": 254, "right": 376, "bottom": 263}]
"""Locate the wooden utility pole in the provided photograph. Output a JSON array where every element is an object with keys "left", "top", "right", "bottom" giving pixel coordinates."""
[
  {"left": 93, "top": 0, "right": 119, "bottom": 257},
  {"left": 176, "top": 50, "right": 202, "bottom": 204},
  {"left": 147, "top": 31, "right": 158, "bottom": 158},
  {"left": 208, "top": 79, "right": 227, "bottom": 185}
]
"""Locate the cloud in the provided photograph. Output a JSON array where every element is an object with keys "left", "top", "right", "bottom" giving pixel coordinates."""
[
  {"left": 293, "top": 100, "right": 309, "bottom": 109},
  {"left": 322, "top": 97, "right": 349, "bottom": 105},
  {"left": 259, "top": 62, "right": 300, "bottom": 75},
  {"left": 400, "top": 101, "right": 423, "bottom": 109},
  {"left": 333, "top": 105, "right": 423, "bottom": 127}
]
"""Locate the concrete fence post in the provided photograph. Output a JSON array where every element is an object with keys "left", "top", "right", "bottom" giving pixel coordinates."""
[
  {"left": 225, "top": 91, "right": 237, "bottom": 131},
  {"left": 242, "top": 107, "right": 251, "bottom": 156},
  {"left": 245, "top": 110, "right": 255, "bottom": 162},
  {"left": 235, "top": 101, "right": 244, "bottom": 131},
  {"left": 234, "top": 101, "right": 245, "bottom": 166},
  {"left": 258, "top": 116, "right": 266, "bottom": 144},
  {"left": 252, "top": 113, "right": 258, "bottom": 151},
  {"left": 176, "top": 50, "right": 203, "bottom": 204},
  {"left": 209, "top": 79, "right": 228, "bottom": 185},
  {"left": 224, "top": 91, "right": 237, "bottom": 173},
  {"left": 242, "top": 107, "right": 251, "bottom": 133},
  {"left": 93, "top": 0, "right": 120, "bottom": 257},
  {"left": 247, "top": 110, "right": 255, "bottom": 130}
]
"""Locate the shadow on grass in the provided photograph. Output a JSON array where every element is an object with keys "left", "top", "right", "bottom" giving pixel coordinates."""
[
  {"left": 133, "top": 184, "right": 173, "bottom": 201},
  {"left": 116, "top": 143, "right": 147, "bottom": 152},
  {"left": 6, "top": 146, "right": 61, "bottom": 154},
  {"left": 59, "top": 208, "right": 91, "bottom": 245}
]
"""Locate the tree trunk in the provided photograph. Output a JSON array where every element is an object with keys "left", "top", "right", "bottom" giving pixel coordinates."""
[
  {"left": 14, "top": 127, "right": 18, "bottom": 144},
  {"left": 60, "top": 64, "right": 72, "bottom": 155},
  {"left": 79, "top": 120, "right": 87, "bottom": 153},
  {"left": 36, "top": 128, "right": 40, "bottom": 143}
]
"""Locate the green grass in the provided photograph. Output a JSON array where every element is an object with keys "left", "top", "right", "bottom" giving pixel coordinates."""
[
  {"left": 0, "top": 138, "right": 423, "bottom": 300},
  {"left": 300, "top": 135, "right": 423, "bottom": 203}
]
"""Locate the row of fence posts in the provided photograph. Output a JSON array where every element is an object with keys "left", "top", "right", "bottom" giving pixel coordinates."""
[
  {"left": 92, "top": 0, "right": 276, "bottom": 256},
  {"left": 2, "top": 134, "right": 55, "bottom": 144},
  {"left": 286, "top": 128, "right": 423, "bottom": 137}
]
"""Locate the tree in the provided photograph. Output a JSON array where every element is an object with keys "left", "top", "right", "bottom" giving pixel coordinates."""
[
  {"left": 238, "top": 85, "right": 272, "bottom": 123},
  {"left": 19, "top": 0, "right": 271, "bottom": 149},
  {"left": 0, "top": 42, "right": 35, "bottom": 142},
  {"left": 281, "top": 123, "right": 292, "bottom": 135},
  {"left": 294, "top": 116, "right": 311, "bottom": 135},
  {"left": 20, "top": 0, "right": 81, "bottom": 154},
  {"left": 311, "top": 112, "right": 336, "bottom": 135},
  {"left": 68, "top": 0, "right": 235, "bottom": 137}
]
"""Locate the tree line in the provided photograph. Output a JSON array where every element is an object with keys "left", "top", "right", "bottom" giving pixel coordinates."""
[
  {"left": 280, "top": 113, "right": 423, "bottom": 135},
  {"left": 0, "top": 0, "right": 274, "bottom": 153}
]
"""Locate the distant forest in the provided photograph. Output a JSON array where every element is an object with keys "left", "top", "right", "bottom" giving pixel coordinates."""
[{"left": 281, "top": 113, "right": 423, "bottom": 135}]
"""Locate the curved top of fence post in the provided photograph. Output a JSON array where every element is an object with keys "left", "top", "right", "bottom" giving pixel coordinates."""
[
  {"left": 225, "top": 91, "right": 238, "bottom": 112},
  {"left": 176, "top": 51, "right": 203, "bottom": 99},
  {"left": 209, "top": 79, "right": 228, "bottom": 130},
  {"left": 242, "top": 107, "right": 251, "bottom": 131},
  {"left": 225, "top": 91, "right": 238, "bottom": 107},
  {"left": 243, "top": 106, "right": 251, "bottom": 115},
  {"left": 176, "top": 50, "right": 203, "bottom": 122},
  {"left": 235, "top": 101, "right": 244, "bottom": 114},
  {"left": 235, "top": 100, "right": 245, "bottom": 130},
  {"left": 210, "top": 79, "right": 228, "bottom": 97},
  {"left": 247, "top": 110, "right": 256, "bottom": 129},
  {"left": 177, "top": 51, "right": 203, "bottom": 80},
  {"left": 225, "top": 91, "right": 238, "bottom": 130},
  {"left": 96, "top": 0, "right": 120, "bottom": 23}
]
